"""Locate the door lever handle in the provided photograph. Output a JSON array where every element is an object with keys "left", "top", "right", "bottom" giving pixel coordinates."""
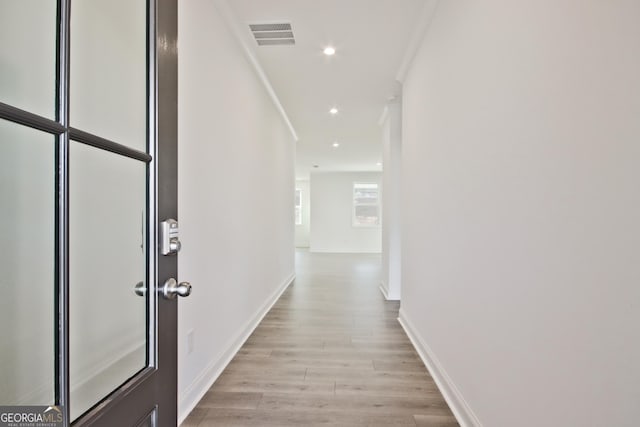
[{"left": 162, "top": 278, "right": 192, "bottom": 299}]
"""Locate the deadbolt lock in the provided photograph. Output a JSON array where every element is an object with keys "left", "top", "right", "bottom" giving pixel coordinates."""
[{"left": 160, "top": 219, "right": 181, "bottom": 255}]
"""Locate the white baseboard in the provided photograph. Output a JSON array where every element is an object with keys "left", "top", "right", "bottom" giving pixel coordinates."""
[
  {"left": 69, "top": 341, "right": 145, "bottom": 393},
  {"left": 309, "top": 248, "right": 382, "bottom": 254},
  {"left": 379, "top": 281, "right": 401, "bottom": 301},
  {"left": 15, "top": 380, "right": 52, "bottom": 406},
  {"left": 398, "top": 308, "right": 482, "bottom": 427},
  {"left": 178, "top": 273, "right": 296, "bottom": 425},
  {"left": 379, "top": 282, "right": 391, "bottom": 300}
]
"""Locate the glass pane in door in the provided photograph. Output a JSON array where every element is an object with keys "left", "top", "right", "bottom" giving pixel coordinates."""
[
  {"left": 0, "top": 119, "right": 55, "bottom": 404},
  {"left": 70, "top": 0, "right": 147, "bottom": 151},
  {"left": 69, "top": 142, "right": 147, "bottom": 420},
  {"left": 0, "top": 1, "right": 57, "bottom": 118}
]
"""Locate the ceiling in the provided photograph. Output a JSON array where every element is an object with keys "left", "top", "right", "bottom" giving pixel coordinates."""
[{"left": 225, "top": 0, "right": 428, "bottom": 180}]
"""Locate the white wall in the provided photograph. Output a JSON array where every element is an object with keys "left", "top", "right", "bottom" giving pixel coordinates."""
[
  {"left": 381, "top": 100, "right": 402, "bottom": 300},
  {"left": 0, "top": 122, "right": 54, "bottom": 405},
  {"left": 0, "top": 1, "right": 56, "bottom": 118},
  {"left": 310, "top": 172, "right": 382, "bottom": 253},
  {"left": 295, "top": 180, "right": 310, "bottom": 248},
  {"left": 1, "top": 6, "right": 54, "bottom": 407},
  {"left": 400, "top": 2, "right": 640, "bottom": 427},
  {"left": 178, "top": 0, "right": 295, "bottom": 422}
]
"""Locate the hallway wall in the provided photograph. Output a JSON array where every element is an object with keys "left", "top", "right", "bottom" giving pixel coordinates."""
[
  {"left": 295, "top": 179, "right": 310, "bottom": 248},
  {"left": 177, "top": 0, "right": 295, "bottom": 421},
  {"left": 310, "top": 171, "right": 382, "bottom": 253},
  {"left": 380, "top": 100, "right": 402, "bottom": 300},
  {"left": 400, "top": 1, "right": 640, "bottom": 426}
]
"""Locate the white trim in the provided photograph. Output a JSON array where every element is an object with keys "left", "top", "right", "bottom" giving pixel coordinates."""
[
  {"left": 379, "top": 282, "right": 391, "bottom": 300},
  {"left": 395, "top": 0, "right": 440, "bottom": 83},
  {"left": 377, "top": 105, "right": 389, "bottom": 127},
  {"left": 178, "top": 273, "right": 296, "bottom": 425},
  {"left": 15, "top": 381, "right": 51, "bottom": 406},
  {"left": 398, "top": 308, "right": 483, "bottom": 427},
  {"left": 380, "top": 281, "right": 400, "bottom": 301},
  {"left": 70, "top": 341, "right": 145, "bottom": 394},
  {"left": 69, "top": 343, "right": 146, "bottom": 419},
  {"left": 378, "top": 96, "right": 402, "bottom": 127},
  {"left": 309, "top": 249, "right": 382, "bottom": 254},
  {"left": 212, "top": 0, "right": 299, "bottom": 142}
]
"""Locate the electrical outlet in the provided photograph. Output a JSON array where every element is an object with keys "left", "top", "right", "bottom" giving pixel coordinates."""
[{"left": 187, "top": 329, "right": 194, "bottom": 354}]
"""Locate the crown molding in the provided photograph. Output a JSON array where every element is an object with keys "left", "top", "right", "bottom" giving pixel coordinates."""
[
  {"left": 212, "top": 0, "right": 299, "bottom": 142},
  {"left": 395, "top": 0, "right": 439, "bottom": 84}
]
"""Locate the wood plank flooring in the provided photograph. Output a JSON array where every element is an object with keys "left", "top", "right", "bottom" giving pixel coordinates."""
[{"left": 182, "top": 251, "right": 458, "bottom": 426}]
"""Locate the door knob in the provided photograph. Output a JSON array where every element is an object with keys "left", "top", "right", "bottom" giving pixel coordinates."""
[
  {"left": 162, "top": 278, "right": 192, "bottom": 299},
  {"left": 134, "top": 281, "right": 146, "bottom": 296}
]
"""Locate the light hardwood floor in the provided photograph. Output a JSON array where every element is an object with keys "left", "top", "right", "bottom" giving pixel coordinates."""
[{"left": 182, "top": 251, "right": 458, "bottom": 426}]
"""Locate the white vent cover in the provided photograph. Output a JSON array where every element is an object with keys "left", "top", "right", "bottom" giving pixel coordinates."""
[{"left": 249, "top": 22, "right": 295, "bottom": 46}]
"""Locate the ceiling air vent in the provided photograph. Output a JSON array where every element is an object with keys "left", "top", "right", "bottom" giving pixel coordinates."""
[{"left": 249, "top": 22, "right": 295, "bottom": 46}]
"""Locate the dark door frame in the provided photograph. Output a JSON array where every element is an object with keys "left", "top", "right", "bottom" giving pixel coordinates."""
[{"left": 72, "top": 0, "right": 179, "bottom": 425}]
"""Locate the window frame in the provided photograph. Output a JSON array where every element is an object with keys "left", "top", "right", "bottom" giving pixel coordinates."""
[{"left": 352, "top": 182, "right": 381, "bottom": 228}]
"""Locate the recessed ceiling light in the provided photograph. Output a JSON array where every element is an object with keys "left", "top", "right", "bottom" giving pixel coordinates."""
[
  {"left": 332, "top": 142, "right": 340, "bottom": 148},
  {"left": 323, "top": 46, "right": 336, "bottom": 56},
  {"left": 376, "top": 162, "right": 382, "bottom": 166},
  {"left": 329, "top": 107, "right": 338, "bottom": 115}
]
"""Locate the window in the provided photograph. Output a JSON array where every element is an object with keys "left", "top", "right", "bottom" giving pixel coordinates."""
[
  {"left": 353, "top": 183, "right": 380, "bottom": 227},
  {"left": 295, "top": 189, "right": 302, "bottom": 225}
]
